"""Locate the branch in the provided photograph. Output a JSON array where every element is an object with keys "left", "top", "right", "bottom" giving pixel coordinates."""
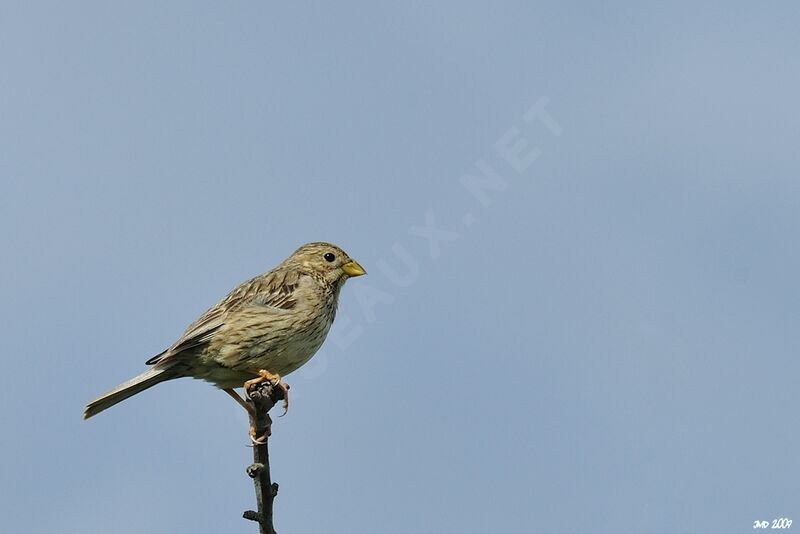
[{"left": 242, "top": 381, "right": 285, "bottom": 534}]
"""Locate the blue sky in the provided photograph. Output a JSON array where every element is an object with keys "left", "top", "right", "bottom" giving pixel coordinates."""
[{"left": 2, "top": 2, "right": 798, "bottom": 533}]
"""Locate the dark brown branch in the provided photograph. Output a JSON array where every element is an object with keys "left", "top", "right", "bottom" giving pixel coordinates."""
[{"left": 242, "top": 381, "right": 285, "bottom": 534}]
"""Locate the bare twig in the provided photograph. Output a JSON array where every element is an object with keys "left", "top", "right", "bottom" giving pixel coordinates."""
[{"left": 242, "top": 381, "right": 285, "bottom": 534}]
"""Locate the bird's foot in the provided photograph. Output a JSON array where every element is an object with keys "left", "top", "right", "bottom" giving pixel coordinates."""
[{"left": 244, "top": 370, "right": 290, "bottom": 416}]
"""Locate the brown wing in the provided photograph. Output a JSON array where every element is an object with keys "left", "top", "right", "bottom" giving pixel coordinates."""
[{"left": 145, "top": 268, "right": 301, "bottom": 366}]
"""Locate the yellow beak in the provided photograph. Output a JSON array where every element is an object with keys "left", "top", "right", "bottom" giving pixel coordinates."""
[{"left": 342, "top": 260, "right": 366, "bottom": 277}]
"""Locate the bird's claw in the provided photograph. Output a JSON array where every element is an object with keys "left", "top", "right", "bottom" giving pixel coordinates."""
[
  {"left": 276, "top": 382, "right": 289, "bottom": 417},
  {"left": 249, "top": 426, "right": 268, "bottom": 446}
]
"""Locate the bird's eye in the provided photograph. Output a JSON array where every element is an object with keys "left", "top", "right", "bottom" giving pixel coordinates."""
[{"left": 324, "top": 252, "right": 336, "bottom": 262}]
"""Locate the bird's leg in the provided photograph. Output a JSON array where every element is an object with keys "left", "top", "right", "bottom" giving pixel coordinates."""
[
  {"left": 223, "top": 388, "right": 265, "bottom": 444},
  {"left": 244, "top": 369, "right": 290, "bottom": 416},
  {"left": 224, "top": 388, "right": 255, "bottom": 415}
]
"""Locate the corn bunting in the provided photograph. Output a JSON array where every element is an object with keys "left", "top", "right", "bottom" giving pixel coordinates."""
[{"left": 84, "top": 242, "right": 365, "bottom": 437}]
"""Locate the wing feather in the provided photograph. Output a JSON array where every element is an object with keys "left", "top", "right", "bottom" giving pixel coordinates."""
[{"left": 145, "top": 269, "right": 301, "bottom": 366}]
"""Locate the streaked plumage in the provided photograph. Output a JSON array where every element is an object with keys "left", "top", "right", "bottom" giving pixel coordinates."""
[{"left": 84, "top": 242, "right": 365, "bottom": 419}]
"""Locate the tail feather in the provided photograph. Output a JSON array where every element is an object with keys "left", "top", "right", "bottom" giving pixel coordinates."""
[{"left": 84, "top": 367, "right": 174, "bottom": 419}]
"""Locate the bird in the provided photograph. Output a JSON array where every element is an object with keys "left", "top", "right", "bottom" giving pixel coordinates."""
[{"left": 84, "top": 242, "right": 366, "bottom": 440}]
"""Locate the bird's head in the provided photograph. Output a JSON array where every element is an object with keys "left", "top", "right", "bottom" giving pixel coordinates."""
[{"left": 288, "top": 242, "right": 366, "bottom": 287}]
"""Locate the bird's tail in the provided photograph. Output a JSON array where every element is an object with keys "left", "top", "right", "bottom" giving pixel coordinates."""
[{"left": 84, "top": 367, "right": 175, "bottom": 419}]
